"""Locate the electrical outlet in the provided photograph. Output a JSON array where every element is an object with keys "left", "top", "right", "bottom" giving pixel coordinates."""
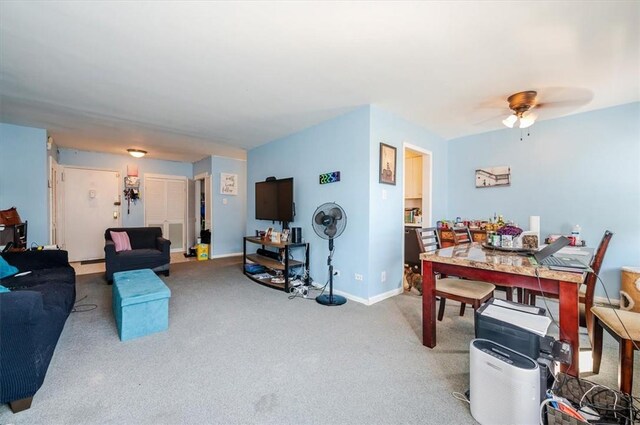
[
  {"left": 355, "top": 273, "right": 364, "bottom": 281},
  {"left": 381, "top": 271, "right": 386, "bottom": 282},
  {"left": 334, "top": 269, "right": 341, "bottom": 277}
]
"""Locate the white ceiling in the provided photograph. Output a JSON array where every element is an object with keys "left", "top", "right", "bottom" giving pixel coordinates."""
[{"left": 1, "top": 1, "right": 638, "bottom": 162}]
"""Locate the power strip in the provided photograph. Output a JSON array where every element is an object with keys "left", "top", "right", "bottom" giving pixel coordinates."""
[{"left": 289, "top": 284, "right": 309, "bottom": 297}]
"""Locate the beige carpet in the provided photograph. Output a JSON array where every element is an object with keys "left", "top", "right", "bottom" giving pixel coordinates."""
[{"left": 1, "top": 257, "right": 636, "bottom": 424}]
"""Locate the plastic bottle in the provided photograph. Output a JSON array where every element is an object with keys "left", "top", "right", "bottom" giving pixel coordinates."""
[{"left": 571, "top": 225, "right": 581, "bottom": 245}]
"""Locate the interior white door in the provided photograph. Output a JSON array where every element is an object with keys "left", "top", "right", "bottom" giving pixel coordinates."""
[
  {"left": 204, "top": 175, "right": 212, "bottom": 258},
  {"left": 187, "top": 179, "right": 196, "bottom": 249},
  {"left": 63, "top": 167, "right": 120, "bottom": 262},
  {"left": 144, "top": 177, "right": 186, "bottom": 253},
  {"left": 204, "top": 175, "right": 212, "bottom": 232},
  {"left": 166, "top": 180, "right": 186, "bottom": 251},
  {"left": 49, "top": 156, "right": 59, "bottom": 245}
]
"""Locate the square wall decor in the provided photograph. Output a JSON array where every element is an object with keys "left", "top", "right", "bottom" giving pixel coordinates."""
[{"left": 220, "top": 173, "right": 238, "bottom": 195}]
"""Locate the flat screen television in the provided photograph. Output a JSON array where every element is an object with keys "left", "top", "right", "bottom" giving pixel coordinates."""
[{"left": 255, "top": 177, "right": 294, "bottom": 222}]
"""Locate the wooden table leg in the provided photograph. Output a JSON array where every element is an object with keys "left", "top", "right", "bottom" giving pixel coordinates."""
[
  {"left": 619, "top": 339, "right": 634, "bottom": 394},
  {"left": 558, "top": 280, "right": 580, "bottom": 376},
  {"left": 422, "top": 260, "right": 436, "bottom": 348}
]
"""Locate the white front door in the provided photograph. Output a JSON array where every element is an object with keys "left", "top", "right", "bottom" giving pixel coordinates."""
[
  {"left": 144, "top": 176, "right": 186, "bottom": 253},
  {"left": 63, "top": 167, "right": 121, "bottom": 262}
]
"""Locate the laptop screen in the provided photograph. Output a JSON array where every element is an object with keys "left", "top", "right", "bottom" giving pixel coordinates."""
[{"left": 533, "top": 236, "right": 570, "bottom": 263}]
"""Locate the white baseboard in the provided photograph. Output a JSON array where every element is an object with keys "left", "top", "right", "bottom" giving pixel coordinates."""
[
  {"left": 331, "top": 289, "right": 369, "bottom": 305},
  {"left": 210, "top": 252, "right": 243, "bottom": 259},
  {"left": 332, "top": 286, "right": 404, "bottom": 306},
  {"left": 534, "top": 295, "right": 620, "bottom": 307},
  {"left": 333, "top": 288, "right": 619, "bottom": 308},
  {"left": 368, "top": 287, "right": 404, "bottom": 305},
  {"left": 594, "top": 295, "right": 620, "bottom": 306}
]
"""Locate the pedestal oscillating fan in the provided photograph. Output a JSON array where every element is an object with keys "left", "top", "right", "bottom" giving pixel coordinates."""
[{"left": 312, "top": 202, "right": 347, "bottom": 306}]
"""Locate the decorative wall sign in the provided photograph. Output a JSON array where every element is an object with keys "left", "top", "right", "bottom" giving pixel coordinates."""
[
  {"left": 475, "top": 165, "right": 511, "bottom": 188},
  {"left": 379, "top": 143, "right": 397, "bottom": 185},
  {"left": 220, "top": 173, "right": 238, "bottom": 195},
  {"left": 319, "top": 171, "right": 341, "bottom": 184}
]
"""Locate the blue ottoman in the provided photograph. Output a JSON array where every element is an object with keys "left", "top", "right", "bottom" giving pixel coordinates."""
[{"left": 113, "top": 269, "right": 171, "bottom": 341}]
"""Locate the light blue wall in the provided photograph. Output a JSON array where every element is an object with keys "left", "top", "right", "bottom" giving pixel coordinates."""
[
  {"left": 247, "top": 107, "right": 372, "bottom": 299},
  {"left": 447, "top": 102, "right": 640, "bottom": 297},
  {"left": 58, "top": 149, "right": 193, "bottom": 228},
  {"left": 193, "top": 156, "right": 212, "bottom": 177},
  {"left": 211, "top": 156, "right": 247, "bottom": 256},
  {"left": 246, "top": 106, "right": 449, "bottom": 301},
  {"left": 368, "top": 106, "right": 448, "bottom": 298},
  {"left": 0, "top": 123, "right": 49, "bottom": 245}
]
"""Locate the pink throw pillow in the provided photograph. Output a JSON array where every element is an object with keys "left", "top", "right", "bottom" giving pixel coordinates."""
[{"left": 110, "top": 231, "right": 132, "bottom": 252}]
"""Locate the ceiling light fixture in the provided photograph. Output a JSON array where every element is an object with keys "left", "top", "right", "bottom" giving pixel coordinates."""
[
  {"left": 127, "top": 149, "right": 147, "bottom": 158},
  {"left": 503, "top": 91, "right": 538, "bottom": 129}
]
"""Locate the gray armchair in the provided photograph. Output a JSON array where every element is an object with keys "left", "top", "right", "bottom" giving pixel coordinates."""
[{"left": 104, "top": 227, "right": 171, "bottom": 282}]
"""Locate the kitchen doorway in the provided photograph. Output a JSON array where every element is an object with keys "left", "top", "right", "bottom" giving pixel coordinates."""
[{"left": 403, "top": 145, "right": 432, "bottom": 228}]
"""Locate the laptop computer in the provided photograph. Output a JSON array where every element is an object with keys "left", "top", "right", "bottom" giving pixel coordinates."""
[{"left": 531, "top": 236, "right": 589, "bottom": 270}]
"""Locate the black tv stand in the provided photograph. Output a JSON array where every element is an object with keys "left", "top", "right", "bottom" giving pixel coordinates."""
[{"left": 242, "top": 236, "right": 309, "bottom": 292}]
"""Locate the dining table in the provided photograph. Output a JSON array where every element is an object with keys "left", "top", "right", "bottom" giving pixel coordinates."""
[{"left": 420, "top": 242, "right": 593, "bottom": 376}]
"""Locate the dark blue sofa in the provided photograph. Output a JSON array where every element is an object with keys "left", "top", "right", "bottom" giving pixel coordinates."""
[
  {"left": 0, "top": 250, "right": 75, "bottom": 413},
  {"left": 104, "top": 227, "right": 171, "bottom": 283}
]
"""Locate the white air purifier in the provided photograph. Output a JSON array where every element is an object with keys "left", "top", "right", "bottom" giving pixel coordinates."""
[{"left": 470, "top": 339, "right": 540, "bottom": 425}]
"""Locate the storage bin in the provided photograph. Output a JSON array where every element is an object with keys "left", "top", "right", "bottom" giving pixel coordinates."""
[
  {"left": 113, "top": 269, "right": 171, "bottom": 341},
  {"left": 546, "top": 373, "right": 631, "bottom": 425},
  {"left": 196, "top": 243, "right": 209, "bottom": 261}
]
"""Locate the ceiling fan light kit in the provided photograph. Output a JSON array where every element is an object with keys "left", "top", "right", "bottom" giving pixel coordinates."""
[
  {"left": 503, "top": 90, "right": 539, "bottom": 129},
  {"left": 502, "top": 114, "right": 518, "bottom": 128}
]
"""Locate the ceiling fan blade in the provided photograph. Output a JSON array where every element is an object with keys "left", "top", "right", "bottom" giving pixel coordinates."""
[
  {"left": 314, "top": 211, "right": 326, "bottom": 225},
  {"left": 536, "top": 99, "right": 592, "bottom": 110},
  {"left": 473, "top": 113, "right": 507, "bottom": 126},
  {"left": 329, "top": 207, "right": 342, "bottom": 220}
]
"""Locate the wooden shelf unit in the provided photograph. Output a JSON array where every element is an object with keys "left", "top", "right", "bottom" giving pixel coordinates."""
[
  {"left": 438, "top": 228, "right": 488, "bottom": 248},
  {"left": 242, "top": 236, "right": 309, "bottom": 292}
]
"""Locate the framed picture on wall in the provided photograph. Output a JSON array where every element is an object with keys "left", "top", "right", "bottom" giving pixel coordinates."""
[
  {"left": 475, "top": 165, "right": 511, "bottom": 188},
  {"left": 220, "top": 173, "right": 238, "bottom": 195},
  {"left": 379, "top": 143, "right": 397, "bottom": 185}
]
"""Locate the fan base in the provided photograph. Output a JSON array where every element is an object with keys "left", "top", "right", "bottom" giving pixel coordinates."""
[{"left": 316, "top": 294, "right": 347, "bottom": 306}]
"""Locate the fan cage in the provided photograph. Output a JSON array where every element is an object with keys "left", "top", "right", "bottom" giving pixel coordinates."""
[{"left": 312, "top": 202, "right": 347, "bottom": 240}]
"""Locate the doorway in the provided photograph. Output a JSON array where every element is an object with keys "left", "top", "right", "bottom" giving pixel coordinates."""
[
  {"left": 403, "top": 145, "right": 432, "bottom": 228},
  {"left": 144, "top": 174, "right": 187, "bottom": 253},
  {"left": 194, "top": 173, "right": 212, "bottom": 258},
  {"left": 61, "top": 167, "right": 121, "bottom": 262},
  {"left": 49, "top": 155, "right": 60, "bottom": 245}
]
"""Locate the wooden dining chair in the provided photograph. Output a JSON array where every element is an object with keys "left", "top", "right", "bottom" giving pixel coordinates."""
[
  {"left": 590, "top": 306, "right": 640, "bottom": 394},
  {"left": 451, "top": 226, "right": 473, "bottom": 245},
  {"left": 452, "top": 226, "right": 514, "bottom": 302},
  {"left": 434, "top": 227, "right": 496, "bottom": 320},
  {"left": 404, "top": 227, "right": 439, "bottom": 272},
  {"left": 405, "top": 226, "right": 494, "bottom": 320},
  {"left": 525, "top": 230, "right": 613, "bottom": 344}
]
